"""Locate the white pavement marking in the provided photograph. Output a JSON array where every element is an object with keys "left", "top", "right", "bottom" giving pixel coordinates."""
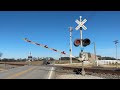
[{"left": 48, "top": 67, "right": 54, "bottom": 79}]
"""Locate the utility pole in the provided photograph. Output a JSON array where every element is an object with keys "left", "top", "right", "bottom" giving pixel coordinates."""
[
  {"left": 113, "top": 40, "right": 119, "bottom": 68},
  {"left": 69, "top": 27, "right": 73, "bottom": 64},
  {"left": 60, "top": 53, "right": 61, "bottom": 62},
  {"left": 93, "top": 42, "right": 97, "bottom": 66},
  {"left": 93, "top": 42, "right": 96, "bottom": 60}
]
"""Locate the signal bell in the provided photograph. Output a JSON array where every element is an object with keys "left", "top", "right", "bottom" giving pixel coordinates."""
[{"left": 74, "top": 38, "right": 90, "bottom": 47}]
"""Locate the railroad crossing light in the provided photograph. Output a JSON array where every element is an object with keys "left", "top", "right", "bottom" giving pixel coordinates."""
[
  {"left": 74, "top": 39, "right": 81, "bottom": 47},
  {"left": 83, "top": 38, "right": 90, "bottom": 47},
  {"left": 74, "top": 38, "right": 90, "bottom": 47}
]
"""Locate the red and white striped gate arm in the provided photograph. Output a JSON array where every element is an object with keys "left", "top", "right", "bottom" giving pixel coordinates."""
[
  {"left": 23, "top": 38, "right": 68, "bottom": 55},
  {"left": 23, "top": 38, "right": 83, "bottom": 61}
]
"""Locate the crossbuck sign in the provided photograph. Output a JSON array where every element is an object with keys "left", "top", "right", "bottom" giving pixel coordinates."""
[{"left": 75, "top": 16, "right": 87, "bottom": 30}]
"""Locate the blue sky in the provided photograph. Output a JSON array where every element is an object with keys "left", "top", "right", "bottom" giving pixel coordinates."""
[{"left": 0, "top": 11, "right": 120, "bottom": 59}]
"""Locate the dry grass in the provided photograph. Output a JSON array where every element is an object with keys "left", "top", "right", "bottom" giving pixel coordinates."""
[
  {"left": 55, "top": 60, "right": 80, "bottom": 64},
  {"left": 30, "top": 61, "right": 43, "bottom": 65},
  {"left": 0, "top": 62, "right": 27, "bottom": 65},
  {"left": 0, "top": 68, "right": 5, "bottom": 71},
  {"left": 0, "top": 61, "right": 43, "bottom": 66},
  {"left": 54, "top": 60, "right": 94, "bottom": 68}
]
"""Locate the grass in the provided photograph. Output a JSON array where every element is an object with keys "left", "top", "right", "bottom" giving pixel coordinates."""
[
  {"left": 55, "top": 60, "right": 80, "bottom": 64},
  {"left": 0, "top": 61, "right": 44, "bottom": 66}
]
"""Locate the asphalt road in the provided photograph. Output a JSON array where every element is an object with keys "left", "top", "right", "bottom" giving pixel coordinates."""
[{"left": 0, "top": 65, "right": 55, "bottom": 79}]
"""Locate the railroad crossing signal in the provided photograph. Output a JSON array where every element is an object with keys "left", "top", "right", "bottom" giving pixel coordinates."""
[
  {"left": 75, "top": 16, "right": 87, "bottom": 30},
  {"left": 74, "top": 38, "right": 91, "bottom": 47},
  {"left": 75, "top": 16, "right": 88, "bottom": 76}
]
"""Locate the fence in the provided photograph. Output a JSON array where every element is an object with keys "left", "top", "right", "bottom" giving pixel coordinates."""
[{"left": 96, "top": 60, "right": 120, "bottom": 66}]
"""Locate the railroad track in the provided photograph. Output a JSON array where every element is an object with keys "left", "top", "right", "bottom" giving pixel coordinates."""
[{"left": 54, "top": 66, "right": 120, "bottom": 79}]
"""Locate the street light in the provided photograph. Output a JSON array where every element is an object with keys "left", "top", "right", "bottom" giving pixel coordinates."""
[{"left": 113, "top": 40, "right": 119, "bottom": 68}]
